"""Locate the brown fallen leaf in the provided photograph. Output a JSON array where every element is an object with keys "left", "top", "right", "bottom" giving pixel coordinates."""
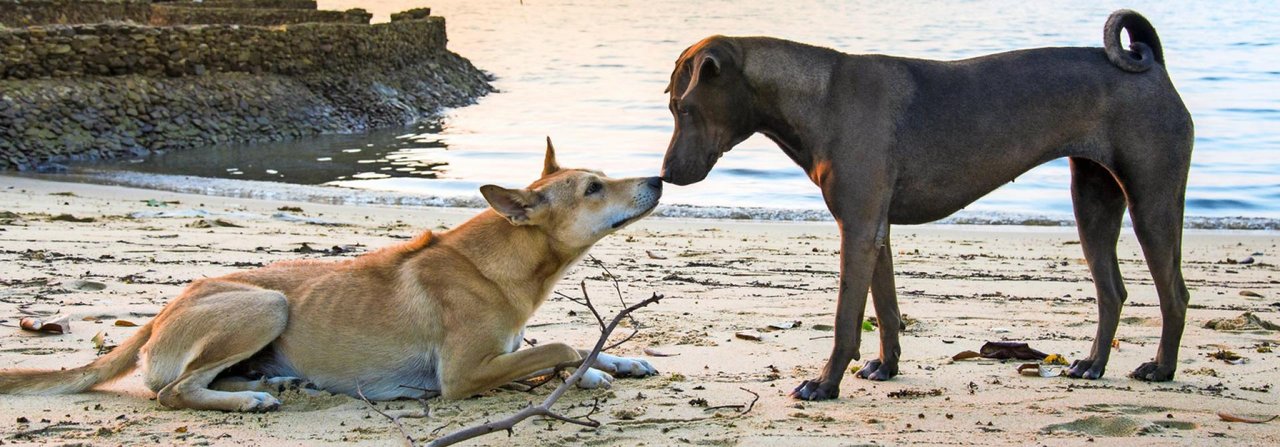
[
  {"left": 1217, "top": 412, "right": 1278, "bottom": 424},
  {"left": 952, "top": 350, "right": 982, "bottom": 361},
  {"left": 114, "top": 320, "right": 138, "bottom": 327},
  {"left": 1239, "top": 290, "right": 1264, "bottom": 298},
  {"left": 50, "top": 214, "right": 94, "bottom": 223},
  {"left": 20, "top": 315, "right": 71, "bottom": 334},
  {"left": 1207, "top": 349, "right": 1248, "bottom": 365},
  {"left": 643, "top": 347, "right": 679, "bottom": 357},
  {"left": 175, "top": 426, "right": 189, "bottom": 433},
  {"left": 735, "top": 331, "right": 763, "bottom": 341},
  {"left": 645, "top": 250, "right": 668, "bottom": 260}
]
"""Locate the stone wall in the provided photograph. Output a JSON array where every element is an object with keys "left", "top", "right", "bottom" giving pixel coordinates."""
[
  {"left": 149, "top": 5, "right": 371, "bottom": 26},
  {"left": 0, "top": 0, "right": 152, "bottom": 27},
  {"left": 0, "top": 15, "right": 494, "bottom": 170},
  {"left": 188, "top": 0, "right": 319, "bottom": 9},
  {"left": 1, "top": 18, "right": 448, "bottom": 79}
]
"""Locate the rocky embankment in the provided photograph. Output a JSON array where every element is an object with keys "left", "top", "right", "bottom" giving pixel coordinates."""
[{"left": 0, "top": 1, "right": 492, "bottom": 171}]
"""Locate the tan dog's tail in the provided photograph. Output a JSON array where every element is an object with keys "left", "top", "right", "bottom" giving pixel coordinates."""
[{"left": 0, "top": 322, "right": 152, "bottom": 394}]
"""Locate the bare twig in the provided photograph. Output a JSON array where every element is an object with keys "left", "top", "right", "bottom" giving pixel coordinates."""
[
  {"left": 701, "top": 387, "right": 760, "bottom": 415},
  {"left": 590, "top": 256, "right": 642, "bottom": 326},
  {"left": 357, "top": 382, "right": 420, "bottom": 447},
  {"left": 427, "top": 293, "right": 664, "bottom": 447}
]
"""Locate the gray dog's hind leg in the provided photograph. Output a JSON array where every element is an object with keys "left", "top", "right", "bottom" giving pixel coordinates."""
[
  {"left": 1065, "top": 158, "right": 1129, "bottom": 380},
  {"left": 856, "top": 240, "right": 901, "bottom": 381},
  {"left": 1126, "top": 173, "right": 1192, "bottom": 382}
]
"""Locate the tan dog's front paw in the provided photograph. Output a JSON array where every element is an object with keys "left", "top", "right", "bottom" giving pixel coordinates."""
[
  {"left": 576, "top": 368, "right": 614, "bottom": 389},
  {"left": 595, "top": 353, "right": 658, "bottom": 377}
]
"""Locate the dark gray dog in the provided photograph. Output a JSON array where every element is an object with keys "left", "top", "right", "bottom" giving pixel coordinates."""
[{"left": 660, "top": 10, "right": 1193, "bottom": 400}]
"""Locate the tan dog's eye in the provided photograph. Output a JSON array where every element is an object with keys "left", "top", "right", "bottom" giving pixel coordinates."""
[{"left": 585, "top": 182, "right": 603, "bottom": 196}]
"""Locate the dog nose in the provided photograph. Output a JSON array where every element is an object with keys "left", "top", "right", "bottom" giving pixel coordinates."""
[{"left": 646, "top": 176, "right": 663, "bottom": 190}]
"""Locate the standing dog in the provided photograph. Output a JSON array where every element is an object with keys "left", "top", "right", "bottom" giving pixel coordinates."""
[
  {"left": 660, "top": 10, "right": 1193, "bottom": 400},
  {"left": 0, "top": 139, "right": 661, "bottom": 411}
]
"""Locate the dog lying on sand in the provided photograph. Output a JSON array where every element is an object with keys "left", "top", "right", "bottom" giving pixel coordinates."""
[{"left": 0, "top": 139, "right": 662, "bottom": 411}]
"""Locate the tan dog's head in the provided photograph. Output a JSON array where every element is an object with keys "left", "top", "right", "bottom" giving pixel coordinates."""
[{"left": 480, "top": 138, "right": 662, "bottom": 249}]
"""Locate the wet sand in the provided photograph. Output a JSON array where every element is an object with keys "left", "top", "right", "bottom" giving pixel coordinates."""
[{"left": 1, "top": 175, "right": 1277, "bottom": 446}]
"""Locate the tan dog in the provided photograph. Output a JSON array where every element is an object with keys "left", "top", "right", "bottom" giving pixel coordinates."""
[{"left": 0, "top": 139, "right": 662, "bottom": 411}]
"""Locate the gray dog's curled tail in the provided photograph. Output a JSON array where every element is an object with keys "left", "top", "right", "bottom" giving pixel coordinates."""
[
  {"left": 0, "top": 321, "right": 152, "bottom": 395},
  {"left": 1104, "top": 9, "right": 1164, "bottom": 73}
]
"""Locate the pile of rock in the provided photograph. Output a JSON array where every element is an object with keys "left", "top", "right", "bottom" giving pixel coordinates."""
[{"left": 0, "top": 2, "right": 493, "bottom": 171}]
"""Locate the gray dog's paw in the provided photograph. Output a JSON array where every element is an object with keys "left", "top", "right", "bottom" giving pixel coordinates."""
[
  {"left": 789, "top": 379, "right": 838, "bottom": 401},
  {"left": 1130, "top": 362, "right": 1175, "bottom": 382},
  {"left": 1066, "top": 359, "right": 1106, "bottom": 380},
  {"left": 854, "top": 359, "right": 898, "bottom": 381}
]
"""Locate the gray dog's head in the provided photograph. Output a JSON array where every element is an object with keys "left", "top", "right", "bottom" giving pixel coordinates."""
[{"left": 661, "top": 36, "right": 756, "bottom": 186}]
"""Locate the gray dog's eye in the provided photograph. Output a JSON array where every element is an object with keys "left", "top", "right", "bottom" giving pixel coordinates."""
[{"left": 585, "top": 182, "right": 603, "bottom": 196}]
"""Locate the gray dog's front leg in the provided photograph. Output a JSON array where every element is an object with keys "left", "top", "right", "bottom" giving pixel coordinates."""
[
  {"left": 791, "top": 225, "right": 882, "bottom": 400},
  {"left": 856, "top": 241, "right": 901, "bottom": 381}
]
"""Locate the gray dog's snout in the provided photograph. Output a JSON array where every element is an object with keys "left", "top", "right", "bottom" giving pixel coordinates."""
[{"left": 645, "top": 176, "right": 663, "bottom": 191}]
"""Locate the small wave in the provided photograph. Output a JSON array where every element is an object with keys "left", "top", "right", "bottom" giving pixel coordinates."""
[
  {"left": 1187, "top": 198, "right": 1259, "bottom": 210},
  {"left": 718, "top": 168, "right": 802, "bottom": 179},
  {"left": 31, "top": 169, "right": 1280, "bottom": 231}
]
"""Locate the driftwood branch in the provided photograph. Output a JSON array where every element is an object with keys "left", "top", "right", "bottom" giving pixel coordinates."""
[
  {"left": 427, "top": 292, "right": 664, "bottom": 447},
  {"left": 357, "top": 382, "right": 425, "bottom": 447}
]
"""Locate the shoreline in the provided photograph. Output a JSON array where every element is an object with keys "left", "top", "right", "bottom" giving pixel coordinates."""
[
  {"left": 1, "top": 173, "right": 1278, "bottom": 445},
  {"left": 15, "top": 169, "right": 1280, "bottom": 231}
]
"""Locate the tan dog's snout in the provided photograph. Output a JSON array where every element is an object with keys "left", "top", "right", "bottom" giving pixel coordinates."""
[{"left": 636, "top": 176, "right": 663, "bottom": 208}]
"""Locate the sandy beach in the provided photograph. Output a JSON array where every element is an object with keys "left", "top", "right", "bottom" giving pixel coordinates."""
[{"left": 1, "top": 174, "right": 1277, "bottom": 446}]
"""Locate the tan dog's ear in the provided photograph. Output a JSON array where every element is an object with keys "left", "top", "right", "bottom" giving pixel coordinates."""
[
  {"left": 543, "top": 136, "right": 560, "bottom": 177},
  {"left": 480, "top": 185, "right": 538, "bottom": 225}
]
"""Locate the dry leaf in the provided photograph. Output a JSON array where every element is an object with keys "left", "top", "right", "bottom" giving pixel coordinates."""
[
  {"left": 175, "top": 426, "right": 189, "bottom": 433},
  {"left": 643, "top": 347, "right": 678, "bottom": 357},
  {"left": 19, "top": 315, "right": 71, "bottom": 334},
  {"left": 735, "top": 331, "right": 763, "bottom": 341},
  {"left": 114, "top": 320, "right": 138, "bottom": 327},
  {"left": 91, "top": 331, "right": 105, "bottom": 350},
  {"left": 1043, "top": 354, "right": 1069, "bottom": 365},
  {"left": 645, "top": 250, "right": 668, "bottom": 260},
  {"left": 1217, "top": 412, "right": 1278, "bottom": 424},
  {"left": 952, "top": 350, "right": 982, "bottom": 361},
  {"left": 1239, "top": 290, "right": 1264, "bottom": 298}
]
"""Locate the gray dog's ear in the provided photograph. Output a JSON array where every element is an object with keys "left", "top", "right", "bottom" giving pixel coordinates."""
[
  {"left": 481, "top": 185, "right": 538, "bottom": 225},
  {"left": 542, "top": 136, "right": 560, "bottom": 176},
  {"left": 700, "top": 53, "right": 721, "bottom": 78},
  {"left": 678, "top": 52, "right": 723, "bottom": 99}
]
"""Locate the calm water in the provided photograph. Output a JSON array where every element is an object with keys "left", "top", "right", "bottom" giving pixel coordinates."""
[{"left": 106, "top": 0, "right": 1280, "bottom": 220}]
